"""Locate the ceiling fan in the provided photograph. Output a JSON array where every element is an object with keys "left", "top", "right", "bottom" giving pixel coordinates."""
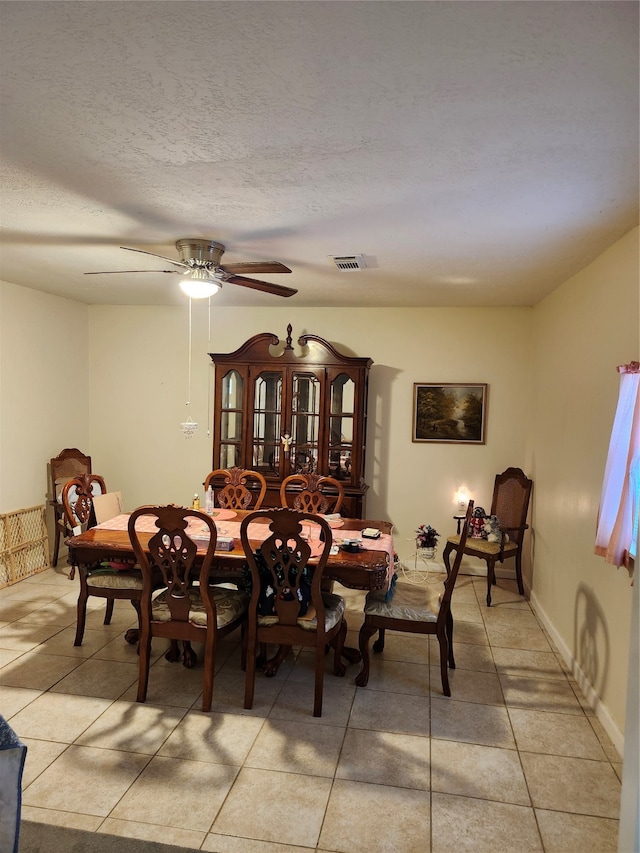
[{"left": 85, "top": 238, "right": 297, "bottom": 298}]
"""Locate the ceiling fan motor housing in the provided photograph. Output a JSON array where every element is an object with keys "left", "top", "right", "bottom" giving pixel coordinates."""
[{"left": 176, "top": 239, "right": 225, "bottom": 268}]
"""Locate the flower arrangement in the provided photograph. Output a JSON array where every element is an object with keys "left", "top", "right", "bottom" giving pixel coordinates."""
[{"left": 416, "top": 524, "right": 440, "bottom": 549}]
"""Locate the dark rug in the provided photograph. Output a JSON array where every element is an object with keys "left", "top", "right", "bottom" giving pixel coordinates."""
[{"left": 19, "top": 820, "right": 201, "bottom": 853}]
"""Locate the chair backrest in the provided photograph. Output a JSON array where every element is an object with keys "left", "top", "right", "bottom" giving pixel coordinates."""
[
  {"left": 279, "top": 473, "right": 344, "bottom": 514},
  {"left": 203, "top": 468, "right": 267, "bottom": 510},
  {"left": 490, "top": 467, "right": 533, "bottom": 547},
  {"left": 50, "top": 447, "right": 92, "bottom": 502},
  {"left": 439, "top": 500, "right": 474, "bottom": 616},
  {"left": 61, "top": 474, "right": 106, "bottom": 530},
  {"left": 240, "top": 508, "right": 332, "bottom": 628},
  {"left": 128, "top": 505, "right": 218, "bottom": 621}
]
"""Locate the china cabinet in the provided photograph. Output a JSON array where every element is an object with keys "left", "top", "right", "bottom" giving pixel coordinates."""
[{"left": 209, "top": 325, "right": 372, "bottom": 517}]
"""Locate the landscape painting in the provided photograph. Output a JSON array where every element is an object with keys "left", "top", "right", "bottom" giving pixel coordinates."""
[{"left": 413, "top": 383, "right": 487, "bottom": 444}]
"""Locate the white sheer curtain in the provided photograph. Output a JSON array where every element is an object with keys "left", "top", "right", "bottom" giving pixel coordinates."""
[{"left": 595, "top": 361, "right": 639, "bottom": 575}]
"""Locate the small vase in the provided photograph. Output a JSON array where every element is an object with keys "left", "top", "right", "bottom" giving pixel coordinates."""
[{"left": 418, "top": 546, "right": 436, "bottom": 560}]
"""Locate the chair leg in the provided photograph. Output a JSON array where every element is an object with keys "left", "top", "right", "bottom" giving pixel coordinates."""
[
  {"left": 103, "top": 598, "right": 114, "bottom": 625},
  {"left": 355, "top": 621, "right": 378, "bottom": 687},
  {"left": 165, "top": 640, "right": 180, "bottom": 662},
  {"left": 437, "top": 632, "right": 451, "bottom": 697},
  {"left": 373, "top": 628, "right": 386, "bottom": 653},
  {"left": 201, "top": 633, "right": 216, "bottom": 713},
  {"left": 256, "top": 642, "right": 268, "bottom": 668},
  {"left": 137, "top": 628, "right": 152, "bottom": 703},
  {"left": 515, "top": 553, "right": 525, "bottom": 595},
  {"left": 125, "top": 600, "right": 142, "bottom": 647},
  {"left": 182, "top": 641, "right": 197, "bottom": 668},
  {"left": 313, "top": 642, "right": 325, "bottom": 717},
  {"left": 244, "top": 628, "right": 257, "bottom": 710},
  {"left": 446, "top": 609, "right": 455, "bottom": 669},
  {"left": 442, "top": 541, "right": 455, "bottom": 577},
  {"left": 73, "top": 572, "right": 89, "bottom": 646},
  {"left": 240, "top": 623, "right": 247, "bottom": 672},
  {"left": 486, "top": 560, "right": 496, "bottom": 606},
  {"left": 333, "top": 620, "right": 347, "bottom": 677},
  {"left": 264, "top": 644, "right": 289, "bottom": 677},
  {"left": 52, "top": 524, "right": 61, "bottom": 567}
]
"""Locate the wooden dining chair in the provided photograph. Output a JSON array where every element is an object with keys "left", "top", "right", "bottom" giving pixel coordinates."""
[
  {"left": 62, "top": 474, "right": 143, "bottom": 647},
  {"left": 49, "top": 447, "right": 92, "bottom": 566},
  {"left": 128, "top": 504, "right": 249, "bottom": 712},
  {"left": 240, "top": 508, "right": 347, "bottom": 717},
  {"left": 356, "top": 501, "right": 474, "bottom": 697},
  {"left": 279, "top": 472, "right": 344, "bottom": 514},
  {"left": 442, "top": 467, "right": 533, "bottom": 606},
  {"left": 204, "top": 467, "right": 267, "bottom": 510}
]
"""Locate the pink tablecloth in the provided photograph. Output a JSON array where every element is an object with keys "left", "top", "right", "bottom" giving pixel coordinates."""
[{"left": 96, "top": 514, "right": 395, "bottom": 586}]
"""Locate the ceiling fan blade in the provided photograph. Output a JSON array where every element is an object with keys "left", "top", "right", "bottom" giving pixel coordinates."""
[
  {"left": 227, "top": 275, "right": 297, "bottom": 297},
  {"left": 84, "top": 269, "right": 182, "bottom": 275},
  {"left": 221, "top": 261, "right": 292, "bottom": 275},
  {"left": 119, "top": 246, "right": 189, "bottom": 268}
]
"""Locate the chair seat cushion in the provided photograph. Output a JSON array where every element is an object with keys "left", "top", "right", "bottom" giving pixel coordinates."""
[
  {"left": 447, "top": 534, "right": 517, "bottom": 555},
  {"left": 85, "top": 570, "right": 143, "bottom": 590},
  {"left": 258, "top": 591, "right": 345, "bottom": 632},
  {"left": 364, "top": 580, "right": 442, "bottom": 622},
  {"left": 152, "top": 586, "right": 248, "bottom": 628}
]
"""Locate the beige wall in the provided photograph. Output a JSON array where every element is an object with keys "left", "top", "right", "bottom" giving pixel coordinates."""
[
  {"left": 0, "top": 280, "right": 89, "bottom": 512},
  {"left": 528, "top": 227, "right": 639, "bottom": 745}
]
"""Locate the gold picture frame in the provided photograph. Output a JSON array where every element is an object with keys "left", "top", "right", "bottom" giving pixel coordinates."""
[{"left": 412, "top": 383, "right": 487, "bottom": 444}]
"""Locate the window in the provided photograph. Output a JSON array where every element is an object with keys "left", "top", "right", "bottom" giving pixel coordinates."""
[{"left": 595, "top": 361, "right": 639, "bottom": 573}]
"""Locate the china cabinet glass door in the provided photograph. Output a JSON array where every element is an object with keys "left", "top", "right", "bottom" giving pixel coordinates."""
[
  {"left": 219, "top": 369, "right": 244, "bottom": 468},
  {"left": 252, "top": 370, "right": 282, "bottom": 476},
  {"left": 290, "top": 372, "right": 321, "bottom": 474},
  {"left": 328, "top": 373, "right": 356, "bottom": 482}
]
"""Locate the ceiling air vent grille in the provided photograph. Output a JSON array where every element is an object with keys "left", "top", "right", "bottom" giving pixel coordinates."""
[{"left": 330, "top": 254, "right": 366, "bottom": 271}]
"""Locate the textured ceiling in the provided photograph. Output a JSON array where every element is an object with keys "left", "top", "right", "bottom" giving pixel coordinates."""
[{"left": 0, "top": 1, "right": 638, "bottom": 308}]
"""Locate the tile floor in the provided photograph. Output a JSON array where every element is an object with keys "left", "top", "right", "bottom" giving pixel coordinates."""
[{"left": 0, "top": 566, "right": 622, "bottom": 852}]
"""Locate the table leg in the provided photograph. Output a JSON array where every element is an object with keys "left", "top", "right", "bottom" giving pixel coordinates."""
[
  {"left": 341, "top": 645, "right": 362, "bottom": 664},
  {"left": 355, "top": 622, "right": 378, "bottom": 687},
  {"left": 263, "top": 644, "right": 290, "bottom": 677}
]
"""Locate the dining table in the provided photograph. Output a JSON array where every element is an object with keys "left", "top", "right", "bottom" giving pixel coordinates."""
[{"left": 65, "top": 509, "right": 395, "bottom": 667}]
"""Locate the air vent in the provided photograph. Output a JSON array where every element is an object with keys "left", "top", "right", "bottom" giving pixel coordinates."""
[{"left": 329, "top": 254, "right": 366, "bottom": 271}]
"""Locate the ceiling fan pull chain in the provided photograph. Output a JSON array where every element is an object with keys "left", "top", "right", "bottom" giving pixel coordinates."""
[{"left": 181, "top": 296, "right": 198, "bottom": 439}]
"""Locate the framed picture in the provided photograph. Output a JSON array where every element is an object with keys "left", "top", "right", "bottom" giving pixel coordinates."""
[{"left": 412, "top": 383, "right": 487, "bottom": 444}]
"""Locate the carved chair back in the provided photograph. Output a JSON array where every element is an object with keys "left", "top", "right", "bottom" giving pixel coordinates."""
[
  {"left": 61, "top": 474, "right": 106, "bottom": 531},
  {"left": 280, "top": 472, "right": 344, "bottom": 514},
  {"left": 204, "top": 467, "right": 267, "bottom": 510}
]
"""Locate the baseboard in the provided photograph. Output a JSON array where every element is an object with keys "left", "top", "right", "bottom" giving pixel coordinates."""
[{"left": 528, "top": 585, "right": 624, "bottom": 759}]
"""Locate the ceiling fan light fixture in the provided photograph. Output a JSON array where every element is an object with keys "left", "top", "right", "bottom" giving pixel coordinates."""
[{"left": 179, "top": 269, "right": 221, "bottom": 299}]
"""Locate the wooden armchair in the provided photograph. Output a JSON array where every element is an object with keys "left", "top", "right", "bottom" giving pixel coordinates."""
[
  {"left": 49, "top": 447, "right": 91, "bottom": 566},
  {"left": 442, "top": 467, "right": 533, "bottom": 606},
  {"left": 240, "top": 508, "right": 347, "bottom": 717},
  {"left": 280, "top": 472, "right": 344, "bottom": 515},
  {"left": 62, "top": 474, "right": 143, "bottom": 646},
  {"left": 356, "top": 501, "right": 474, "bottom": 696},
  {"left": 203, "top": 467, "right": 267, "bottom": 510},
  {"left": 128, "top": 505, "right": 248, "bottom": 712}
]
